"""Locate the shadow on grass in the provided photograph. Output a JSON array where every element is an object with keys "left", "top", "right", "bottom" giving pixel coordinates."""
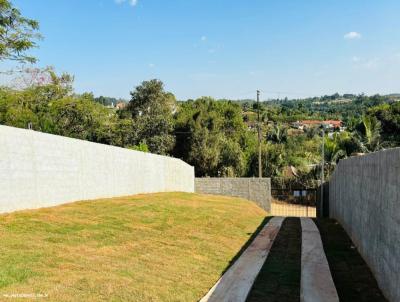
[
  {"left": 200, "top": 216, "right": 273, "bottom": 301},
  {"left": 221, "top": 216, "right": 272, "bottom": 276}
]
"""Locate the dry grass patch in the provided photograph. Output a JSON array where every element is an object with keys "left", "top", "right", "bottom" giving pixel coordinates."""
[{"left": 0, "top": 192, "right": 266, "bottom": 301}]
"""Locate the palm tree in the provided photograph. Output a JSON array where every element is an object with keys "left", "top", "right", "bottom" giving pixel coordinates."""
[
  {"left": 267, "top": 123, "right": 288, "bottom": 144},
  {"left": 355, "top": 115, "right": 383, "bottom": 153},
  {"left": 324, "top": 132, "right": 348, "bottom": 177}
]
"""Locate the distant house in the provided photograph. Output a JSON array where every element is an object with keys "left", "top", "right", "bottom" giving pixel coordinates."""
[
  {"left": 292, "top": 121, "right": 305, "bottom": 130},
  {"left": 116, "top": 102, "right": 127, "bottom": 110},
  {"left": 292, "top": 120, "right": 343, "bottom": 131},
  {"left": 106, "top": 102, "right": 115, "bottom": 109},
  {"left": 323, "top": 120, "right": 342, "bottom": 129}
]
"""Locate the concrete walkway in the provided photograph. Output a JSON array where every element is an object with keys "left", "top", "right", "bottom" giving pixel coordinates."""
[
  {"left": 201, "top": 217, "right": 341, "bottom": 302},
  {"left": 300, "top": 218, "right": 339, "bottom": 302},
  {"left": 200, "top": 217, "right": 284, "bottom": 302}
]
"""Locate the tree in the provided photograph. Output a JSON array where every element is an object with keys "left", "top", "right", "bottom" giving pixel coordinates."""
[
  {"left": 354, "top": 115, "right": 383, "bottom": 153},
  {"left": 109, "top": 118, "right": 135, "bottom": 148},
  {"left": 0, "top": 0, "right": 41, "bottom": 63},
  {"left": 267, "top": 123, "right": 288, "bottom": 144},
  {"left": 368, "top": 102, "right": 400, "bottom": 144},
  {"left": 218, "top": 139, "right": 246, "bottom": 177},
  {"left": 174, "top": 98, "right": 249, "bottom": 177},
  {"left": 51, "top": 94, "right": 113, "bottom": 143},
  {"left": 188, "top": 127, "right": 223, "bottom": 176},
  {"left": 128, "top": 142, "right": 149, "bottom": 152},
  {"left": 324, "top": 133, "right": 348, "bottom": 176},
  {"left": 127, "top": 79, "right": 176, "bottom": 155},
  {"left": 0, "top": 69, "right": 74, "bottom": 132}
]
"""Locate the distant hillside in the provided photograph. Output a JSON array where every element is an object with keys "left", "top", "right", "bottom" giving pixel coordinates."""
[{"left": 385, "top": 93, "right": 400, "bottom": 101}]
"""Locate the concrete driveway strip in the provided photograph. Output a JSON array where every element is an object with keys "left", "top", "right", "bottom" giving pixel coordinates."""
[
  {"left": 200, "top": 217, "right": 284, "bottom": 302},
  {"left": 300, "top": 218, "right": 339, "bottom": 302}
]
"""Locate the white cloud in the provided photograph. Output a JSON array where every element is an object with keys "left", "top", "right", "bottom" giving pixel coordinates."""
[
  {"left": 114, "top": 0, "right": 138, "bottom": 7},
  {"left": 201, "top": 36, "right": 207, "bottom": 42},
  {"left": 149, "top": 63, "right": 155, "bottom": 68},
  {"left": 352, "top": 56, "right": 361, "bottom": 62},
  {"left": 344, "top": 32, "right": 362, "bottom": 40}
]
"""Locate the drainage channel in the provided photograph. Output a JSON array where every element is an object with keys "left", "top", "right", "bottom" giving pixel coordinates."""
[
  {"left": 315, "top": 219, "right": 388, "bottom": 302},
  {"left": 246, "top": 217, "right": 302, "bottom": 302}
]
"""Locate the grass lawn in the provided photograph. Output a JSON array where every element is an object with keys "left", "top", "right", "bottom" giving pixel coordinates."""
[
  {"left": 315, "top": 219, "right": 387, "bottom": 302},
  {"left": 0, "top": 192, "right": 267, "bottom": 302}
]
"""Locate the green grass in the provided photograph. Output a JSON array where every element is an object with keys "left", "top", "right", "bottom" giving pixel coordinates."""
[
  {"left": 315, "top": 219, "right": 387, "bottom": 302},
  {"left": 246, "top": 217, "right": 301, "bottom": 302},
  {"left": 0, "top": 192, "right": 267, "bottom": 302}
]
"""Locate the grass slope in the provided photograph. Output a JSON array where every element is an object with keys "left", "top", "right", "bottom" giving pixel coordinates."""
[{"left": 0, "top": 193, "right": 267, "bottom": 302}]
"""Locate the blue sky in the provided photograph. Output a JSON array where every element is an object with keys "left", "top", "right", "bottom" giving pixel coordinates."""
[{"left": 4, "top": 0, "right": 400, "bottom": 100}]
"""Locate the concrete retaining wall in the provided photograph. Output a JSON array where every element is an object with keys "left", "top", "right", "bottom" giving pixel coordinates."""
[
  {"left": 0, "top": 125, "right": 195, "bottom": 214},
  {"left": 329, "top": 148, "right": 400, "bottom": 302},
  {"left": 195, "top": 178, "right": 271, "bottom": 211}
]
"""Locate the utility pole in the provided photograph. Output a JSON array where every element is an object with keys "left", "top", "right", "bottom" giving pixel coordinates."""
[
  {"left": 257, "top": 90, "right": 262, "bottom": 178},
  {"left": 320, "top": 126, "right": 325, "bottom": 216}
]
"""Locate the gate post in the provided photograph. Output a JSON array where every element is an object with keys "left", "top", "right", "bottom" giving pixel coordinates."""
[{"left": 317, "top": 182, "right": 329, "bottom": 218}]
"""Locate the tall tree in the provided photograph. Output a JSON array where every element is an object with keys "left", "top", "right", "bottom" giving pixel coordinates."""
[
  {"left": 0, "top": 0, "right": 41, "bottom": 63},
  {"left": 174, "top": 98, "right": 248, "bottom": 177},
  {"left": 324, "top": 133, "right": 348, "bottom": 176},
  {"left": 0, "top": 69, "right": 74, "bottom": 132},
  {"left": 368, "top": 102, "right": 400, "bottom": 144},
  {"left": 127, "top": 79, "right": 176, "bottom": 155}
]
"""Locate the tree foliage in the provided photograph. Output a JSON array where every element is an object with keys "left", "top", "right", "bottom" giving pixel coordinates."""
[
  {"left": 0, "top": 0, "right": 41, "bottom": 63},
  {"left": 126, "top": 79, "right": 176, "bottom": 155},
  {"left": 354, "top": 115, "right": 383, "bottom": 153},
  {"left": 1, "top": 76, "right": 400, "bottom": 186},
  {"left": 174, "top": 98, "right": 249, "bottom": 177}
]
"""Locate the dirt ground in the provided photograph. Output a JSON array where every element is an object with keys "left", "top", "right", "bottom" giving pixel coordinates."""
[{"left": 271, "top": 202, "right": 316, "bottom": 218}]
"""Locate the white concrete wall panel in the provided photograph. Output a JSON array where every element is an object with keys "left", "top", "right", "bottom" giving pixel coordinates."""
[
  {"left": 0, "top": 125, "right": 195, "bottom": 213},
  {"left": 329, "top": 148, "right": 400, "bottom": 302}
]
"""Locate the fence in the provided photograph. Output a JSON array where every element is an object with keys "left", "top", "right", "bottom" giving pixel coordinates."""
[
  {"left": 0, "top": 125, "right": 195, "bottom": 214},
  {"left": 195, "top": 178, "right": 271, "bottom": 211},
  {"left": 271, "top": 189, "right": 317, "bottom": 217},
  {"left": 329, "top": 149, "right": 400, "bottom": 302}
]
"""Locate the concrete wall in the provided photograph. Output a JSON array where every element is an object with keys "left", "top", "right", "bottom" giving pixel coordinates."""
[
  {"left": 0, "top": 125, "right": 195, "bottom": 214},
  {"left": 195, "top": 178, "right": 271, "bottom": 211},
  {"left": 329, "top": 148, "right": 400, "bottom": 302}
]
